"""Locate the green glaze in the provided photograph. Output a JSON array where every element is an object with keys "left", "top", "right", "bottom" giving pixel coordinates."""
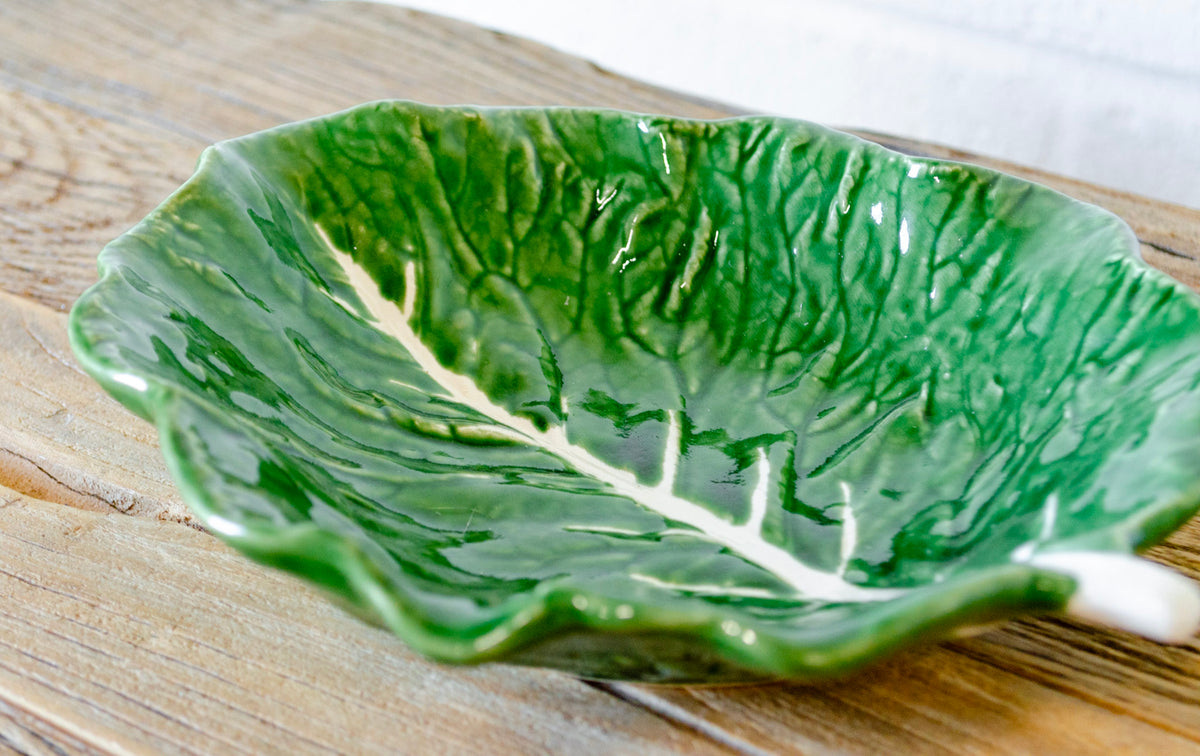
[{"left": 69, "top": 102, "right": 1200, "bottom": 682}]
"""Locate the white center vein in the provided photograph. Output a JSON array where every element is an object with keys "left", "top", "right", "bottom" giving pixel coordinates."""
[{"left": 322, "top": 234, "right": 902, "bottom": 602}]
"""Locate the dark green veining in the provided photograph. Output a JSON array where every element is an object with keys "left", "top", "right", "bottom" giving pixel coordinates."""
[{"left": 69, "top": 102, "right": 1200, "bottom": 682}]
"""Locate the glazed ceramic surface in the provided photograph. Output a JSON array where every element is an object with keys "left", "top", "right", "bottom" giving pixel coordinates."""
[{"left": 70, "top": 102, "right": 1200, "bottom": 682}]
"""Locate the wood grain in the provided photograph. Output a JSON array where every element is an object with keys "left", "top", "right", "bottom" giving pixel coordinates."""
[
  {"left": 0, "top": 291, "right": 186, "bottom": 522},
  {"left": 0, "top": 696, "right": 102, "bottom": 756},
  {"left": 0, "top": 486, "right": 731, "bottom": 756},
  {"left": 3, "top": 0, "right": 1200, "bottom": 753}
]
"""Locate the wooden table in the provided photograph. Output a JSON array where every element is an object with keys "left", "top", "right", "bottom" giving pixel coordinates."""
[{"left": 3, "top": 2, "right": 1200, "bottom": 753}]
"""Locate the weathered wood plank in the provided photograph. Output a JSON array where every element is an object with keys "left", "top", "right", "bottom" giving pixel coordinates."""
[
  {"left": 0, "top": 290, "right": 186, "bottom": 522},
  {"left": 0, "top": 696, "right": 102, "bottom": 756},
  {"left": 0, "top": 487, "right": 731, "bottom": 755}
]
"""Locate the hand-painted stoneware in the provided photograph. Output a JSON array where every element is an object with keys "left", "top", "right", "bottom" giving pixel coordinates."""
[{"left": 69, "top": 102, "right": 1200, "bottom": 682}]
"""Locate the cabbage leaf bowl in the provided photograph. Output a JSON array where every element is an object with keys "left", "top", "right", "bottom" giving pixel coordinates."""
[{"left": 69, "top": 102, "right": 1200, "bottom": 683}]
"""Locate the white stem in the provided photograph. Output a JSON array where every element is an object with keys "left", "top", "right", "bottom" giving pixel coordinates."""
[
  {"left": 742, "top": 449, "right": 770, "bottom": 535},
  {"left": 837, "top": 481, "right": 857, "bottom": 577},
  {"left": 656, "top": 410, "right": 681, "bottom": 494},
  {"left": 320, "top": 232, "right": 903, "bottom": 603},
  {"left": 1028, "top": 551, "right": 1200, "bottom": 643}
]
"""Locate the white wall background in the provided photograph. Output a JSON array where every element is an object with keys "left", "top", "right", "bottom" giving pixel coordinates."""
[{"left": 379, "top": 0, "right": 1200, "bottom": 209}]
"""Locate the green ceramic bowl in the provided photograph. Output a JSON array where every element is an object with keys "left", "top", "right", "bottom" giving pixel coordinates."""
[{"left": 69, "top": 101, "right": 1200, "bottom": 683}]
